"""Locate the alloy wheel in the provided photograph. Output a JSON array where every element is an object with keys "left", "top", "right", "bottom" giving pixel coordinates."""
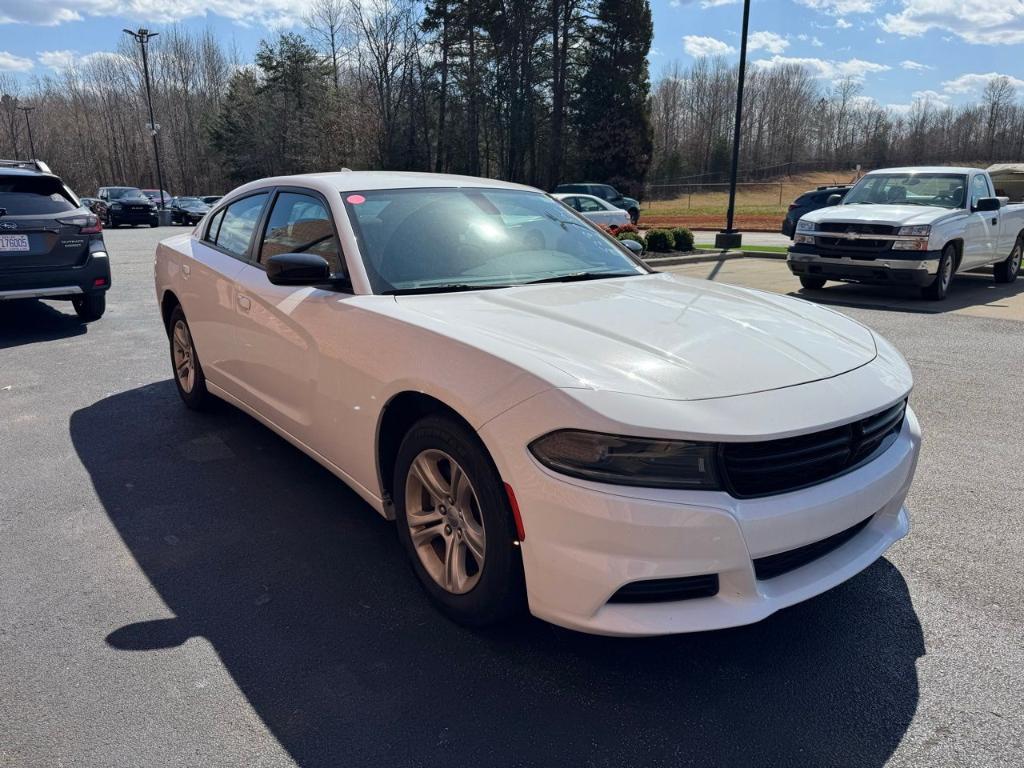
[
  {"left": 172, "top": 319, "right": 196, "bottom": 393},
  {"left": 404, "top": 449, "right": 486, "bottom": 595}
]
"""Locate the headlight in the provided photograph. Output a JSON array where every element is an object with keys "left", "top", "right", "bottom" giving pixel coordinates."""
[
  {"left": 528, "top": 430, "right": 721, "bottom": 489},
  {"left": 796, "top": 219, "right": 815, "bottom": 232},
  {"left": 110, "top": 202, "right": 122, "bottom": 210},
  {"left": 794, "top": 234, "right": 815, "bottom": 244},
  {"left": 897, "top": 225, "right": 931, "bottom": 237}
]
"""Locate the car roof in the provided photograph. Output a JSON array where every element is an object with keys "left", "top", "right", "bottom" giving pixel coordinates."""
[
  {"left": 866, "top": 166, "right": 981, "bottom": 176},
  {"left": 0, "top": 167, "right": 59, "bottom": 180},
  {"left": 227, "top": 171, "right": 537, "bottom": 200}
]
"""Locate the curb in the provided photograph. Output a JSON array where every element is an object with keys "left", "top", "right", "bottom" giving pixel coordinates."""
[{"left": 643, "top": 250, "right": 786, "bottom": 267}]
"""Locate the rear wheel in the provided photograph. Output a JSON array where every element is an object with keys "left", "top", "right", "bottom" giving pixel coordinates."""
[
  {"left": 168, "top": 305, "right": 211, "bottom": 410},
  {"left": 72, "top": 292, "right": 105, "bottom": 322},
  {"left": 921, "top": 244, "right": 955, "bottom": 300},
  {"left": 994, "top": 238, "right": 1022, "bottom": 284},
  {"left": 394, "top": 415, "right": 525, "bottom": 626},
  {"left": 800, "top": 275, "right": 827, "bottom": 290}
]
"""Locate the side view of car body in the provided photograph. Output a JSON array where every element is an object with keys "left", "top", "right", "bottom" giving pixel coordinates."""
[
  {"left": 781, "top": 185, "right": 851, "bottom": 237},
  {"left": 155, "top": 171, "right": 920, "bottom": 637},
  {"left": 97, "top": 186, "right": 159, "bottom": 228},
  {"left": 553, "top": 182, "right": 641, "bottom": 224},
  {"left": 0, "top": 159, "right": 110, "bottom": 320},
  {"left": 553, "top": 192, "right": 631, "bottom": 228}
]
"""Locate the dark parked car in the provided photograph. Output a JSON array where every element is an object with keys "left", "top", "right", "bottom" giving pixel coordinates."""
[
  {"left": 781, "top": 185, "right": 851, "bottom": 237},
  {"left": 97, "top": 186, "right": 159, "bottom": 228},
  {"left": 553, "top": 182, "right": 641, "bottom": 224},
  {"left": 79, "top": 196, "right": 108, "bottom": 219},
  {"left": 168, "top": 196, "right": 210, "bottom": 225},
  {"left": 0, "top": 159, "right": 110, "bottom": 320},
  {"left": 141, "top": 188, "right": 173, "bottom": 209}
]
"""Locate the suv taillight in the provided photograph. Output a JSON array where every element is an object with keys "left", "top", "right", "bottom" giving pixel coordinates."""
[{"left": 58, "top": 213, "right": 102, "bottom": 234}]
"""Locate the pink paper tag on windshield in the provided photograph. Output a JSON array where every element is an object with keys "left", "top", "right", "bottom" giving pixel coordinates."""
[{"left": 346, "top": 194, "right": 366, "bottom": 205}]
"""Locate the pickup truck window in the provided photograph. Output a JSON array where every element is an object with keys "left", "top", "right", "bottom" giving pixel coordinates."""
[
  {"left": 970, "top": 175, "right": 992, "bottom": 208},
  {"left": 844, "top": 173, "right": 967, "bottom": 209}
]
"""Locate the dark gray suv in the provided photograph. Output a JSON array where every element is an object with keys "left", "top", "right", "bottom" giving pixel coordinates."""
[{"left": 0, "top": 159, "right": 110, "bottom": 321}]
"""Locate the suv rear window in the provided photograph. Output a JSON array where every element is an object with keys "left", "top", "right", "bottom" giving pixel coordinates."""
[{"left": 0, "top": 176, "right": 78, "bottom": 215}]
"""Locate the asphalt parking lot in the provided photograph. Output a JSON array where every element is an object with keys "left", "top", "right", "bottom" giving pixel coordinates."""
[{"left": 2, "top": 226, "right": 1022, "bottom": 767}]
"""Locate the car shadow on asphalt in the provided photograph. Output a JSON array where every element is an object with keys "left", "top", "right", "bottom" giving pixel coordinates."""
[
  {"left": 0, "top": 299, "right": 87, "bottom": 349},
  {"left": 791, "top": 269, "right": 1024, "bottom": 314},
  {"left": 71, "top": 381, "right": 925, "bottom": 768}
]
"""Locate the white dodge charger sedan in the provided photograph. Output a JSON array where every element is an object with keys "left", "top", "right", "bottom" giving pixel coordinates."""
[{"left": 154, "top": 171, "right": 921, "bottom": 636}]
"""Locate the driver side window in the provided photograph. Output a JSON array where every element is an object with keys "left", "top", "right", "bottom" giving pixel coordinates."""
[
  {"left": 970, "top": 175, "right": 991, "bottom": 209},
  {"left": 259, "top": 191, "right": 343, "bottom": 274}
]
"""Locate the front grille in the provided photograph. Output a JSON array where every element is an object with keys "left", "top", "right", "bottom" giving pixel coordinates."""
[
  {"left": 608, "top": 573, "right": 719, "bottom": 603},
  {"left": 720, "top": 401, "right": 906, "bottom": 498},
  {"left": 818, "top": 223, "right": 898, "bottom": 235},
  {"left": 753, "top": 515, "right": 874, "bottom": 580},
  {"left": 814, "top": 222, "right": 897, "bottom": 257}
]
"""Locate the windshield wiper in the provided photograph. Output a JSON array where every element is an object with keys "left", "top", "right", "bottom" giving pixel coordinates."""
[
  {"left": 383, "top": 283, "right": 511, "bottom": 295},
  {"left": 523, "top": 271, "right": 638, "bottom": 285}
]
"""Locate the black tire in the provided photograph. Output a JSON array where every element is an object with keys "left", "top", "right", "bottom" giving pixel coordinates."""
[
  {"left": 994, "top": 238, "right": 1022, "bottom": 284},
  {"left": 921, "top": 244, "right": 956, "bottom": 300},
  {"left": 800, "top": 275, "right": 827, "bottom": 290},
  {"left": 629, "top": 208, "right": 639, "bottom": 225},
  {"left": 393, "top": 415, "right": 526, "bottom": 627},
  {"left": 151, "top": 221, "right": 159, "bottom": 228},
  {"left": 106, "top": 214, "right": 118, "bottom": 228},
  {"left": 72, "top": 292, "right": 105, "bottom": 322},
  {"left": 167, "top": 305, "right": 211, "bottom": 410}
]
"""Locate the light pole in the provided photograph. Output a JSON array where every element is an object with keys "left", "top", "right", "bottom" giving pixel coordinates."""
[
  {"left": 123, "top": 27, "right": 167, "bottom": 214},
  {"left": 17, "top": 105, "right": 35, "bottom": 158},
  {"left": 715, "top": 0, "right": 751, "bottom": 251}
]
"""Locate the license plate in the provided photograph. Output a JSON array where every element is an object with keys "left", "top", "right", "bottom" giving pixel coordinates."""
[{"left": 0, "top": 234, "right": 29, "bottom": 252}]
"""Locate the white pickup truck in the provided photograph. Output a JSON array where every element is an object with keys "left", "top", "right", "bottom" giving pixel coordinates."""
[{"left": 787, "top": 166, "right": 1024, "bottom": 299}]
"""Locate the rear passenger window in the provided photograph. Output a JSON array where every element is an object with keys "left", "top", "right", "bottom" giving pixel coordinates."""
[
  {"left": 211, "top": 193, "right": 268, "bottom": 258},
  {"left": 258, "top": 192, "right": 343, "bottom": 274}
]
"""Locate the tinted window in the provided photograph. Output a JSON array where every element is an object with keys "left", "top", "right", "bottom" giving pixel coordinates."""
[
  {"left": 0, "top": 176, "right": 77, "bottom": 215},
  {"left": 212, "top": 194, "right": 268, "bottom": 257},
  {"left": 259, "top": 192, "right": 343, "bottom": 274},
  {"left": 204, "top": 208, "right": 226, "bottom": 244},
  {"left": 108, "top": 187, "right": 144, "bottom": 200}
]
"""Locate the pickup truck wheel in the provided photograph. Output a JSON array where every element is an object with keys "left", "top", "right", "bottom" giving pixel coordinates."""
[
  {"left": 921, "top": 245, "right": 955, "bottom": 300},
  {"left": 800, "top": 276, "right": 827, "bottom": 290},
  {"left": 994, "top": 239, "right": 1022, "bottom": 284},
  {"left": 168, "top": 305, "right": 211, "bottom": 410},
  {"left": 72, "top": 292, "right": 105, "bottom": 322},
  {"left": 394, "top": 415, "right": 525, "bottom": 627}
]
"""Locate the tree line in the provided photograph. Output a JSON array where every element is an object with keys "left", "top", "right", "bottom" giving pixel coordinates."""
[
  {"left": 0, "top": 0, "right": 653, "bottom": 199},
  {"left": 1, "top": 3, "right": 1022, "bottom": 202}
]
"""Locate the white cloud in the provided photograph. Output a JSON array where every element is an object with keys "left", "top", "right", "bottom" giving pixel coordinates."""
[
  {"left": 882, "top": 1, "right": 1024, "bottom": 45},
  {"left": 753, "top": 55, "right": 890, "bottom": 83},
  {"left": 942, "top": 72, "right": 1024, "bottom": 95},
  {"left": 0, "top": 1, "right": 310, "bottom": 29},
  {"left": 835, "top": 18, "right": 852, "bottom": 29},
  {"left": 900, "top": 60, "right": 933, "bottom": 72},
  {"left": 683, "top": 35, "right": 736, "bottom": 58},
  {"left": 0, "top": 50, "right": 33, "bottom": 72},
  {"left": 37, "top": 49, "right": 77, "bottom": 70},
  {"left": 700, "top": 0, "right": 740, "bottom": 7},
  {"left": 811, "top": 36, "right": 825, "bottom": 47},
  {"left": 748, "top": 31, "right": 790, "bottom": 54},
  {"left": 796, "top": 0, "right": 878, "bottom": 15}
]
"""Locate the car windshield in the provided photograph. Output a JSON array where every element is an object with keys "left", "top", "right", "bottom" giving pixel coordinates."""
[
  {"left": 343, "top": 187, "right": 646, "bottom": 294},
  {"left": 0, "top": 176, "right": 78, "bottom": 215},
  {"left": 109, "top": 188, "right": 144, "bottom": 200},
  {"left": 843, "top": 173, "right": 967, "bottom": 209}
]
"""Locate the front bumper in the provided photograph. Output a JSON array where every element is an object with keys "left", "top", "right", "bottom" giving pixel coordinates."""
[
  {"left": 110, "top": 207, "right": 158, "bottom": 225},
  {"left": 787, "top": 245, "right": 940, "bottom": 286},
  {"left": 482, "top": 400, "right": 921, "bottom": 637},
  {"left": 0, "top": 247, "right": 111, "bottom": 300}
]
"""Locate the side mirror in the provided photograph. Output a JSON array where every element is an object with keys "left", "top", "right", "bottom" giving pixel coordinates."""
[
  {"left": 621, "top": 238, "right": 644, "bottom": 256},
  {"left": 975, "top": 197, "right": 1001, "bottom": 212},
  {"left": 266, "top": 253, "right": 331, "bottom": 286},
  {"left": 827, "top": 194, "right": 842, "bottom": 207}
]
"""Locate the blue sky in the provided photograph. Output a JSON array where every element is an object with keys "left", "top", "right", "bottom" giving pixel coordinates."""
[{"left": 1, "top": 1, "right": 1023, "bottom": 113}]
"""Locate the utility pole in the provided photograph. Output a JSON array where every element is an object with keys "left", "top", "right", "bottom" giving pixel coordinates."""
[
  {"left": 123, "top": 28, "right": 167, "bottom": 214},
  {"left": 17, "top": 106, "right": 35, "bottom": 158},
  {"left": 715, "top": 0, "right": 751, "bottom": 252}
]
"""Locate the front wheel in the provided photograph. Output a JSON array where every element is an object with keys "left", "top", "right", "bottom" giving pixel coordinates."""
[
  {"left": 629, "top": 208, "right": 639, "bottom": 225},
  {"left": 800, "top": 275, "right": 827, "bottom": 290},
  {"left": 994, "top": 239, "right": 1022, "bottom": 284},
  {"left": 921, "top": 244, "right": 955, "bottom": 300},
  {"left": 394, "top": 415, "right": 525, "bottom": 626},
  {"left": 72, "top": 292, "right": 105, "bottom": 321},
  {"left": 168, "top": 305, "right": 211, "bottom": 410}
]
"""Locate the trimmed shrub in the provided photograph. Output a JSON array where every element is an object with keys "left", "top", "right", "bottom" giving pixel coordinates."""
[
  {"left": 617, "top": 231, "right": 646, "bottom": 252},
  {"left": 670, "top": 226, "right": 694, "bottom": 252},
  {"left": 615, "top": 223, "right": 640, "bottom": 235},
  {"left": 645, "top": 228, "right": 675, "bottom": 252}
]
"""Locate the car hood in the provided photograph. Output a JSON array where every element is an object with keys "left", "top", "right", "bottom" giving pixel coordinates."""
[
  {"left": 803, "top": 204, "right": 961, "bottom": 228},
  {"left": 397, "top": 272, "right": 877, "bottom": 401}
]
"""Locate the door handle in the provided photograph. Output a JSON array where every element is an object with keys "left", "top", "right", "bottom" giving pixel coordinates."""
[
  {"left": 181, "top": 263, "right": 190, "bottom": 278},
  {"left": 237, "top": 295, "right": 251, "bottom": 311}
]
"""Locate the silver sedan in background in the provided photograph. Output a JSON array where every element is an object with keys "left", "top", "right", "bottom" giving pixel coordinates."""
[{"left": 553, "top": 192, "right": 631, "bottom": 228}]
